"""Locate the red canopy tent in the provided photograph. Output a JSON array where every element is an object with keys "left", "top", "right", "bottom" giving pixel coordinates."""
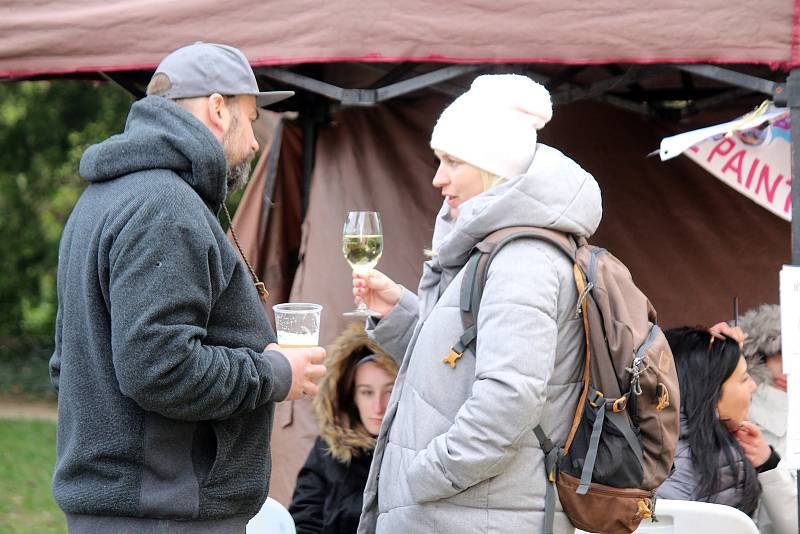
[
  {"left": 3, "top": 0, "right": 799, "bottom": 504},
  {"left": 1, "top": 0, "right": 796, "bottom": 77}
]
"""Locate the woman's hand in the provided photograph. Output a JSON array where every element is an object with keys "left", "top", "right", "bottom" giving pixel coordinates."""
[
  {"left": 353, "top": 269, "right": 402, "bottom": 317},
  {"left": 709, "top": 322, "right": 747, "bottom": 348},
  {"left": 733, "top": 421, "right": 772, "bottom": 468}
]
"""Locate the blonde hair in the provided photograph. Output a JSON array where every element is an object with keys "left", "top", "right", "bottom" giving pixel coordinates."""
[{"left": 480, "top": 170, "right": 507, "bottom": 192}]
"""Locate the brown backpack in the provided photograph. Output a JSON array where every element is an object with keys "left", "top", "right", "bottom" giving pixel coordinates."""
[{"left": 452, "top": 226, "right": 681, "bottom": 534}]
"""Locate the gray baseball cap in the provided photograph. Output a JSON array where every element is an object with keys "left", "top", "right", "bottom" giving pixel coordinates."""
[{"left": 153, "top": 42, "right": 294, "bottom": 107}]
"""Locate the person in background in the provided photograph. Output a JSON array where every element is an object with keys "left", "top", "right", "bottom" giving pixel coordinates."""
[
  {"left": 290, "top": 323, "right": 398, "bottom": 534},
  {"left": 657, "top": 325, "right": 797, "bottom": 534},
  {"left": 353, "top": 74, "right": 602, "bottom": 533},
  {"left": 739, "top": 304, "right": 788, "bottom": 455},
  {"left": 50, "top": 42, "right": 325, "bottom": 534}
]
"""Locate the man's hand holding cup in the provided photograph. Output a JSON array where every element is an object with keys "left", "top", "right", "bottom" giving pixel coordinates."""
[
  {"left": 271, "top": 302, "right": 326, "bottom": 400},
  {"left": 267, "top": 343, "right": 326, "bottom": 400}
]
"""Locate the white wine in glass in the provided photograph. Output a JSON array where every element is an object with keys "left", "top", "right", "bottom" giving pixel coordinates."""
[{"left": 342, "top": 211, "right": 383, "bottom": 317}]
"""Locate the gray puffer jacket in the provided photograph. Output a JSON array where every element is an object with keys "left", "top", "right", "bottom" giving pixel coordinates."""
[
  {"left": 657, "top": 415, "right": 749, "bottom": 506},
  {"left": 358, "top": 144, "right": 602, "bottom": 534},
  {"left": 658, "top": 415, "right": 798, "bottom": 534}
]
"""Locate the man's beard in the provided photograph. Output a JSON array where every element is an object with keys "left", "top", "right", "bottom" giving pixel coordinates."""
[
  {"left": 222, "top": 113, "right": 254, "bottom": 192},
  {"left": 226, "top": 158, "right": 253, "bottom": 192}
]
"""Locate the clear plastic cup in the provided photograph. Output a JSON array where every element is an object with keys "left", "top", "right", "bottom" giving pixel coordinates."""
[{"left": 272, "top": 303, "right": 323, "bottom": 347}]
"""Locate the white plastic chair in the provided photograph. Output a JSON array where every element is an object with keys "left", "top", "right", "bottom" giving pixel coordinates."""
[
  {"left": 246, "top": 497, "right": 296, "bottom": 534},
  {"left": 575, "top": 498, "right": 759, "bottom": 534}
]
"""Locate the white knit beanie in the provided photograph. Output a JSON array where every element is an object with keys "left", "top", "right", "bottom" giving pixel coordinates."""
[{"left": 430, "top": 74, "right": 553, "bottom": 178}]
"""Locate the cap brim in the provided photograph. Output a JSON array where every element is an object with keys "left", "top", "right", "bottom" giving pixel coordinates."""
[{"left": 255, "top": 91, "right": 295, "bottom": 108}]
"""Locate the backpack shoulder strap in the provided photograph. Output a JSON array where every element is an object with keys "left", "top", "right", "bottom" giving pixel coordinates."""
[
  {"left": 463, "top": 226, "right": 577, "bottom": 326},
  {"left": 451, "top": 227, "right": 589, "bottom": 534},
  {"left": 452, "top": 227, "right": 577, "bottom": 359}
]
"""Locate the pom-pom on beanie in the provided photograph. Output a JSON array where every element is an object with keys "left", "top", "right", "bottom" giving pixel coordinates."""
[{"left": 430, "top": 74, "right": 553, "bottom": 178}]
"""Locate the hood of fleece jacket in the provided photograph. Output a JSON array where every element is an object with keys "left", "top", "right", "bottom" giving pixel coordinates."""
[
  {"left": 79, "top": 96, "right": 228, "bottom": 211},
  {"left": 433, "top": 143, "right": 603, "bottom": 269}
]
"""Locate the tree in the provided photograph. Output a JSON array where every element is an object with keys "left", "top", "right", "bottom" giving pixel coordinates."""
[
  {"left": 0, "top": 81, "right": 256, "bottom": 397},
  {"left": 0, "top": 81, "right": 131, "bottom": 343}
]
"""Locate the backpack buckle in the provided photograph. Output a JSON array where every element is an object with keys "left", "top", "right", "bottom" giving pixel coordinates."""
[
  {"left": 612, "top": 395, "right": 628, "bottom": 413},
  {"left": 443, "top": 347, "right": 463, "bottom": 369},
  {"left": 636, "top": 498, "right": 653, "bottom": 519},
  {"left": 588, "top": 390, "right": 604, "bottom": 408}
]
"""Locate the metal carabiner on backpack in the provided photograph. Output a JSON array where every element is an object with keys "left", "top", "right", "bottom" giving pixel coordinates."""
[{"left": 574, "top": 281, "right": 594, "bottom": 319}]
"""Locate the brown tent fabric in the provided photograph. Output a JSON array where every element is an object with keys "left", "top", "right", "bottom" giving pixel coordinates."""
[
  {"left": 263, "top": 98, "right": 789, "bottom": 337},
  {"left": 230, "top": 122, "right": 316, "bottom": 507},
  {"left": 258, "top": 95, "right": 449, "bottom": 505},
  {"left": 539, "top": 101, "right": 789, "bottom": 328},
  {"left": 1, "top": 0, "right": 798, "bottom": 77},
  {"left": 287, "top": 96, "right": 451, "bottom": 344},
  {"left": 232, "top": 121, "right": 305, "bottom": 315},
  {"left": 245, "top": 96, "right": 789, "bottom": 503}
]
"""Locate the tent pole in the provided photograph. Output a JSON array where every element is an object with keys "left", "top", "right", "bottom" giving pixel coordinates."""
[
  {"left": 791, "top": 69, "right": 800, "bottom": 522},
  {"left": 258, "top": 121, "right": 284, "bottom": 246},
  {"left": 775, "top": 66, "right": 800, "bottom": 521},
  {"left": 789, "top": 69, "right": 800, "bottom": 265},
  {"left": 781, "top": 66, "right": 800, "bottom": 525},
  {"left": 776, "top": 69, "right": 800, "bottom": 262},
  {"left": 300, "top": 107, "right": 318, "bottom": 220},
  {"left": 677, "top": 64, "right": 776, "bottom": 96}
]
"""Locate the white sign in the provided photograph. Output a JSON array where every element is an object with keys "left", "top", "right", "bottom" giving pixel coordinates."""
[
  {"left": 780, "top": 265, "right": 800, "bottom": 469},
  {"left": 787, "top": 375, "right": 800, "bottom": 470},
  {"left": 659, "top": 107, "right": 791, "bottom": 221},
  {"left": 781, "top": 265, "right": 800, "bottom": 376}
]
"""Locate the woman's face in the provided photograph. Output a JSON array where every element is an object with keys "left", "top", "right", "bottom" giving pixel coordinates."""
[
  {"left": 765, "top": 352, "right": 787, "bottom": 391},
  {"left": 717, "top": 356, "right": 757, "bottom": 429},
  {"left": 432, "top": 150, "right": 484, "bottom": 219},
  {"left": 354, "top": 361, "right": 395, "bottom": 436}
]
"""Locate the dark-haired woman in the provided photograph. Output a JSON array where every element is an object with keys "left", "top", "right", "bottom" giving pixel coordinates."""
[
  {"left": 657, "top": 325, "right": 797, "bottom": 534},
  {"left": 289, "top": 323, "right": 398, "bottom": 534}
]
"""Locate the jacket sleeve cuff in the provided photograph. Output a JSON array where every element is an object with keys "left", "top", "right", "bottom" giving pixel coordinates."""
[
  {"left": 367, "top": 287, "right": 418, "bottom": 363},
  {"left": 757, "top": 446, "right": 781, "bottom": 473},
  {"left": 263, "top": 350, "right": 293, "bottom": 402}
]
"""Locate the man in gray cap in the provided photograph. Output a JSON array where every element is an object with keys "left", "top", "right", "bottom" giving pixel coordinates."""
[{"left": 50, "top": 42, "right": 325, "bottom": 533}]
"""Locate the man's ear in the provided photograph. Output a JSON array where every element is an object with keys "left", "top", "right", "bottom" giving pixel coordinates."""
[{"left": 206, "top": 93, "right": 229, "bottom": 137}]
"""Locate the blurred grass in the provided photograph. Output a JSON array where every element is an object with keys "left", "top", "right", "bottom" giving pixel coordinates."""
[{"left": 0, "top": 419, "right": 65, "bottom": 534}]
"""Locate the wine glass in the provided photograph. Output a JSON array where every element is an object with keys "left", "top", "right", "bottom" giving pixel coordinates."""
[{"left": 342, "top": 211, "right": 383, "bottom": 318}]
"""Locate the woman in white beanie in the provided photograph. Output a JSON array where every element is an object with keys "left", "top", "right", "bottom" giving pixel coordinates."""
[{"left": 353, "top": 74, "right": 602, "bottom": 534}]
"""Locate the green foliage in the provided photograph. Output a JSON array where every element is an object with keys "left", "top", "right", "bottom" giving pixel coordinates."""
[
  {"left": 0, "top": 419, "right": 65, "bottom": 533},
  {"left": 0, "top": 341, "right": 55, "bottom": 400},
  {"left": 0, "top": 81, "right": 131, "bottom": 342},
  {"left": 0, "top": 82, "right": 255, "bottom": 398}
]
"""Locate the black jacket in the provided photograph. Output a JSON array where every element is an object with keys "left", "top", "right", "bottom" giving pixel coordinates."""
[{"left": 290, "top": 437, "right": 373, "bottom": 534}]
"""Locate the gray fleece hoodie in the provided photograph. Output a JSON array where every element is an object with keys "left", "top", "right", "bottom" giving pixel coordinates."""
[{"left": 49, "top": 96, "right": 292, "bottom": 528}]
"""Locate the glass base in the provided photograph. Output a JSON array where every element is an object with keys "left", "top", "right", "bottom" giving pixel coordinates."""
[{"left": 342, "top": 308, "right": 382, "bottom": 319}]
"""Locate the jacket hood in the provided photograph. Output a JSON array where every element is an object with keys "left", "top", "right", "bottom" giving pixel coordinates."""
[
  {"left": 433, "top": 143, "right": 602, "bottom": 269},
  {"left": 79, "top": 96, "right": 228, "bottom": 212},
  {"left": 314, "top": 323, "right": 398, "bottom": 464},
  {"left": 738, "top": 304, "right": 781, "bottom": 387}
]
